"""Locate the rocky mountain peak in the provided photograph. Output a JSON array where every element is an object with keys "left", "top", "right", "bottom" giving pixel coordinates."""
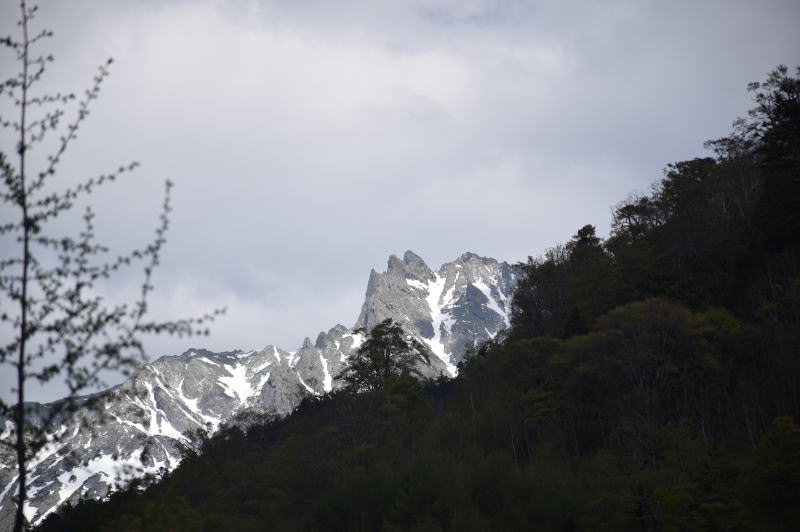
[
  {"left": 402, "top": 250, "right": 435, "bottom": 281},
  {"left": 385, "top": 250, "right": 435, "bottom": 282},
  {"left": 355, "top": 251, "right": 518, "bottom": 375}
]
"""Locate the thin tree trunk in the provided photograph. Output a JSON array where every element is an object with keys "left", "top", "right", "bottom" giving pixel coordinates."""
[
  {"left": 523, "top": 417, "right": 531, "bottom": 458},
  {"left": 14, "top": 3, "right": 30, "bottom": 530},
  {"left": 468, "top": 391, "right": 476, "bottom": 422},
  {"left": 509, "top": 417, "right": 518, "bottom": 467}
]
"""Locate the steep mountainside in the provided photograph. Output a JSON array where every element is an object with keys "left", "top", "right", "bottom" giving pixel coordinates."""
[{"left": 0, "top": 251, "right": 517, "bottom": 529}]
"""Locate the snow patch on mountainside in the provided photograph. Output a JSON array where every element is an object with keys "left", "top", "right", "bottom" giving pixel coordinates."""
[
  {"left": 320, "top": 353, "right": 333, "bottom": 392},
  {"left": 219, "top": 363, "right": 255, "bottom": 402},
  {"left": 414, "top": 274, "right": 459, "bottom": 375},
  {"left": 473, "top": 280, "right": 509, "bottom": 328}
]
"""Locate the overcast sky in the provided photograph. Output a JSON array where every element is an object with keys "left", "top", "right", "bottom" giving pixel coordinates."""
[{"left": 2, "top": 0, "right": 799, "bottom": 402}]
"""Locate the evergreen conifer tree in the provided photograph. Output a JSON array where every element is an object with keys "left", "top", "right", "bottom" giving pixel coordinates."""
[{"left": 336, "top": 318, "right": 429, "bottom": 392}]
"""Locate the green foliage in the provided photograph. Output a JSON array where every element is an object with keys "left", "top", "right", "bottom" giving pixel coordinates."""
[
  {"left": 510, "top": 225, "right": 614, "bottom": 340},
  {"left": 739, "top": 416, "right": 800, "bottom": 530}
]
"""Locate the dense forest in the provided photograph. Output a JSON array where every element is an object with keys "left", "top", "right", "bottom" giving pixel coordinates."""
[{"left": 38, "top": 66, "right": 799, "bottom": 531}]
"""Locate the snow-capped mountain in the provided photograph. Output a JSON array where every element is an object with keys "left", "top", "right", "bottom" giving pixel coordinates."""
[
  {"left": 0, "top": 251, "right": 518, "bottom": 529},
  {"left": 357, "top": 251, "right": 518, "bottom": 375}
]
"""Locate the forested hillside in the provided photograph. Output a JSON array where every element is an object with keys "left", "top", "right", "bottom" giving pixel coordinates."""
[{"left": 38, "top": 66, "right": 800, "bottom": 532}]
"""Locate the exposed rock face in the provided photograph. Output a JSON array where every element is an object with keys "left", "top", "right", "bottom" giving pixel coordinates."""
[
  {"left": 356, "top": 251, "right": 517, "bottom": 374},
  {"left": 0, "top": 251, "right": 517, "bottom": 529}
]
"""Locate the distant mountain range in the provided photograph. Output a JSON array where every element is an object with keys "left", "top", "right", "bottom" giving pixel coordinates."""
[{"left": 0, "top": 251, "right": 518, "bottom": 529}]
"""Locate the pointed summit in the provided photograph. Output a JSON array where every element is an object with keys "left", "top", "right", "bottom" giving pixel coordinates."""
[
  {"left": 402, "top": 250, "right": 434, "bottom": 281},
  {"left": 385, "top": 251, "right": 433, "bottom": 281},
  {"left": 387, "top": 254, "right": 404, "bottom": 275},
  {"left": 364, "top": 269, "right": 380, "bottom": 295}
]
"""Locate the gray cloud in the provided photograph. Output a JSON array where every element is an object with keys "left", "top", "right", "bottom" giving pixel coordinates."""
[{"left": 1, "top": 0, "right": 799, "bottom": 401}]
